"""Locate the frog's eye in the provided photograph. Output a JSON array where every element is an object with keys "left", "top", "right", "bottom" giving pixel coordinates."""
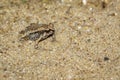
[
  {"left": 49, "top": 23, "right": 54, "bottom": 27},
  {"left": 30, "top": 23, "right": 36, "bottom": 26},
  {"left": 49, "top": 23, "right": 54, "bottom": 29}
]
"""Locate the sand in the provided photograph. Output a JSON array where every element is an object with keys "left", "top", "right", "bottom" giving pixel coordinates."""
[{"left": 0, "top": 0, "right": 120, "bottom": 80}]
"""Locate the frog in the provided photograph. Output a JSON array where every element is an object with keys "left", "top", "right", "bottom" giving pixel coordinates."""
[{"left": 19, "top": 23, "right": 55, "bottom": 49}]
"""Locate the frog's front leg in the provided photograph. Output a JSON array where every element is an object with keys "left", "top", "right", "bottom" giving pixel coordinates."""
[
  {"left": 51, "top": 33, "right": 56, "bottom": 42},
  {"left": 34, "top": 37, "right": 42, "bottom": 49}
]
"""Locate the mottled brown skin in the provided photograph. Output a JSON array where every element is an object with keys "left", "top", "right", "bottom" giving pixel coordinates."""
[
  {"left": 19, "top": 23, "right": 54, "bottom": 34},
  {"left": 19, "top": 23, "right": 55, "bottom": 48}
]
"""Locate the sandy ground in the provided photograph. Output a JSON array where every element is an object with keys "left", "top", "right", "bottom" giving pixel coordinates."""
[{"left": 0, "top": 0, "right": 120, "bottom": 80}]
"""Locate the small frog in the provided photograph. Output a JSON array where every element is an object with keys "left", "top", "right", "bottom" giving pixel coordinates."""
[{"left": 19, "top": 23, "right": 55, "bottom": 48}]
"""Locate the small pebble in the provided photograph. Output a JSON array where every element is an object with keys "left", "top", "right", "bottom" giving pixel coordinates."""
[{"left": 104, "top": 57, "right": 109, "bottom": 61}]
